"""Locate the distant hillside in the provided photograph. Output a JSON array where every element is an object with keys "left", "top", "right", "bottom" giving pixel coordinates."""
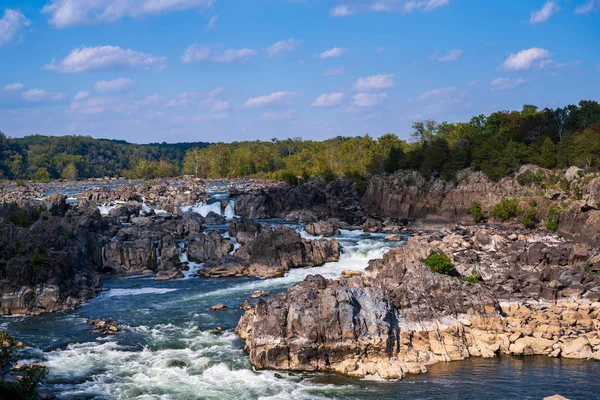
[{"left": 0, "top": 134, "right": 211, "bottom": 181}]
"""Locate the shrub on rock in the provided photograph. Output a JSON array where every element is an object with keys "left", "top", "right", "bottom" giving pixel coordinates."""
[
  {"left": 491, "top": 198, "right": 521, "bottom": 221},
  {"left": 424, "top": 253, "right": 454, "bottom": 275}
]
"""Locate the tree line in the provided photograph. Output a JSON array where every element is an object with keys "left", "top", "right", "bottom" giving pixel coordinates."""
[
  {"left": 1, "top": 100, "right": 600, "bottom": 183},
  {"left": 0, "top": 134, "right": 209, "bottom": 181},
  {"left": 182, "top": 100, "right": 600, "bottom": 183}
]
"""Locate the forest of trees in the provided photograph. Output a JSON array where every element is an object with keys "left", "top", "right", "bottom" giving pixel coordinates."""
[
  {"left": 181, "top": 100, "right": 600, "bottom": 183},
  {"left": 1, "top": 100, "right": 600, "bottom": 183},
  {"left": 0, "top": 135, "right": 209, "bottom": 181}
]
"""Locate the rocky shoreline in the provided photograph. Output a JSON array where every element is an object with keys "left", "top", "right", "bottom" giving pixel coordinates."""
[
  {"left": 1, "top": 165, "right": 599, "bottom": 383},
  {"left": 237, "top": 226, "right": 600, "bottom": 379}
]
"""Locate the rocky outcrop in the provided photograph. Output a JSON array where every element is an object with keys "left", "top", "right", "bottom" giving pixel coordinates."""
[
  {"left": 362, "top": 167, "right": 600, "bottom": 247},
  {"left": 0, "top": 205, "right": 112, "bottom": 315},
  {"left": 304, "top": 221, "right": 340, "bottom": 237},
  {"left": 238, "top": 226, "right": 600, "bottom": 378},
  {"left": 187, "top": 231, "right": 234, "bottom": 263},
  {"left": 202, "top": 225, "right": 341, "bottom": 278},
  {"left": 234, "top": 180, "right": 365, "bottom": 225}
]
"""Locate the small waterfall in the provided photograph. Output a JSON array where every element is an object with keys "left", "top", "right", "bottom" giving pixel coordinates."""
[
  {"left": 98, "top": 203, "right": 117, "bottom": 215},
  {"left": 180, "top": 199, "right": 236, "bottom": 220},
  {"left": 177, "top": 241, "right": 201, "bottom": 278}
]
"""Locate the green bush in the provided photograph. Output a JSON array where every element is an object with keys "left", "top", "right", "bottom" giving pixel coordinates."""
[
  {"left": 32, "top": 249, "right": 42, "bottom": 266},
  {"left": 281, "top": 171, "right": 299, "bottom": 186},
  {"left": 344, "top": 171, "right": 368, "bottom": 197},
  {"left": 522, "top": 207, "right": 538, "bottom": 229},
  {"left": 491, "top": 198, "right": 522, "bottom": 221},
  {"left": 516, "top": 170, "right": 542, "bottom": 187},
  {"left": 15, "top": 180, "right": 26, "bottom": 187},
  {"left": 546, "top": 206, "right": 560, "bottom": 231},
  {"left": 462, "top": 269, "right": 482, "bottom": 283},
  {"left": 468, "top": 201, "right": 485, "bottom": 223},
  {"left": 319, "top": 168, "right": 337, "bottom": 183},
  {"left": 424, "top": 253, "right": 455, "bottom": 275},
  {"left": 0, "top": 330, "right": 48, "bottom": 399}
]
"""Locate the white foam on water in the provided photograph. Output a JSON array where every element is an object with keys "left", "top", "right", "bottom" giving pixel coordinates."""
[
  {"left": 103, "top": 288, "right": 178, "bottom": 298},
  {"left": 98, "top": 204, "right": 117, "bottom": 215},
  {"left": 42, "top": 327, "right": 356, "bottom": 400},
  {"left": 176, "top": 234, "right": 397, "bottom": 303},
  {"left": 180, "top": 199, "right": 236, "bottom": 220}
]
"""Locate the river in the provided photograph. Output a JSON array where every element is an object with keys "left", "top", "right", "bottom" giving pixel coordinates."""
[{"left": 1, "top": 189, "right": 599, "bottom": 399}]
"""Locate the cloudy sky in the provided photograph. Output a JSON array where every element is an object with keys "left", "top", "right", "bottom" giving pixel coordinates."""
[{"left": 0, "top": 0, "right": 599, "bottom": 143}]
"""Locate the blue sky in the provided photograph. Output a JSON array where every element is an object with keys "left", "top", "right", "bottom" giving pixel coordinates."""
[{"left": 0, "top": 0, "right": 599, "bottom": 143}]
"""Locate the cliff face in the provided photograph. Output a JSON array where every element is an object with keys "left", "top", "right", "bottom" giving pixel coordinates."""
[
  {"left": 0, "top": 200, "right": 112, "bottom": 315},
  {"left": 234, "top": 179, "right": 366, "bottom": 225},
  {"left": 237, "top": 227, "right": 600, "bottom": 379},
  {"left": 362, "top": 166, "right": 600, "bottom": 246}
]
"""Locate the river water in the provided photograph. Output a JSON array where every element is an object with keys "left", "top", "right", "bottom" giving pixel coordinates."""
[{"left": 1, "top": 191, "right": 599, "bottom": 399}]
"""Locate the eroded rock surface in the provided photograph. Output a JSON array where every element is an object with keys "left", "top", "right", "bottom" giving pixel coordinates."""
[
  {"left": 238, "top": 226, "right": 600, "bottom": 378},
  {"left": 202, "top": 224, "right": 340, "bottom": 278}
]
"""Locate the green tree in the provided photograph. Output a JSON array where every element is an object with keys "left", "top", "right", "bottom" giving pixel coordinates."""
[
  {"left": 62, "top": 163, "right": 79, "bottom": 181},
  {"left": 539, "top": 137, "right": 557, "bottom": 169}
]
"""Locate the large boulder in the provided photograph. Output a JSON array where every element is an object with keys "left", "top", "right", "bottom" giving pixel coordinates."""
[
  {"left": 202, "top": 225, "right": 340, "bottom": 278},
  {"left": 234, "top": 180, "right": 365, "bottom": 225},
  {"left": 304, "top": 221, "right": 340, "bottom": 237},
  {"left": 187, "top": 231, "right": 234, "bottom": 263}
]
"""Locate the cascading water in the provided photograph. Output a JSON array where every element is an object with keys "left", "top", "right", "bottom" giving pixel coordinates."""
[
  {"left": 4, "top": 225, "right": 599, "bottom": 399},
  {"left": 180, "top": 199, "right": 236, "bottom": 220}
]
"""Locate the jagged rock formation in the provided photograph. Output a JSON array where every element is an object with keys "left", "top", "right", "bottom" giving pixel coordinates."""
[
  {"left": 304, "top": 221, "right": 340, "bottom": 237},
  {"left": 238, "top": 227, "right": 600, "bottom": 379},
  {"left": 202, "top": 223, "right": 340, "bottom": 278},
  {"left": 362, "top": 166, "right": 600, "bottom": 246},
  {"left": 234, "top": 179, "right": 365, "bottom": 225},
  {"left": 0, "top": 202, "right": 113, "bottom": 315}
]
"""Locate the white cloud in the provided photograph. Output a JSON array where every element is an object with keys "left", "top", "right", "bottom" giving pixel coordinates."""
[
  {"left": 212, "top": 48, "right": 256, "bottom": 63},
  {"left": 165, "top": 92, "right": 199, "bottom": 107},
  {"left": 468, "top": 80, "right": 479, "bottom": 88},
  {"left": 206, "top": 14, "right": 218, "bottom": 30},
  {"left": 181, "top": 44, "right": 256, "bottom": 63},
  {"left": 530, "top": 1, "right": 560, "bottom": 24},
  {"left": 259, "top": 110, "right": 294, "bottom": 121},
  {"left": 353, "top": 74, "right": 395, "bottom": 91},
  {"left": 22, "top": 89, "right": 66, "bottom": 103},
  {"left": 330, "top": 0, "right": 449, "bottom": 16},
  {"left": 42, "top": 0, "right": 215, "bottom": 28},
  {"left": 45, "top": 46, "right": 166, "bottom": 73},
  {"left": 330, "top": 5, "right": 354, "bottom": 16},
  {"left": 181, "top": 44, "right": 211, "bottom": 63},
  {"left": 352, "top": 92, "right": 387, "bottom": 107},
  {"left": 435, "top": 49, "right": 462, "bottom": 62},
  {"left": 264, "top": 39, "right": 302, "bottom": 57},
  {"left": 312, "top": 92, "right": 345, "bottom": 107},
  {"left": 490, "top": 77, "right": 526, "bottom": 91},
  {"left": 419, "top": 86, "right": 456, "bottom": 101},
  {"left": 501, "top": 48, "right": 551, "bottom": 71},
  {"left": 135, "top": 94, "right": 162, "bottom": 107},
  {"left": 74, "top": 91, "right": 90, "bottom": 100},
  {"left": 208, "top": 87, "right": 223, "bottom": 97},
  {"left": 324, "top": 67, "right": 345, "bottom": 76},
  {"left": 94, "top": 78, "right": 134, "bottom": 93},
  {"left": 210, "top": 100, "right": 229, "bottom": 112},
  {"left": 404, "top": 0, "right": 450, "bottom": 12},
  {"left": 245, "top": 91, "right": 294, "bottom": 108},
  {"left": 574, "top": 0, "right": 598, "bottom": 14},
  {"left": 320, "top": 47, "right": 348, "bottom": 59},
  {"left": 0, "top": 9, "right": 30, "bottom": 46},
  {"left": 4, "top": 83, "right": 24, "bottom": 91}
]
